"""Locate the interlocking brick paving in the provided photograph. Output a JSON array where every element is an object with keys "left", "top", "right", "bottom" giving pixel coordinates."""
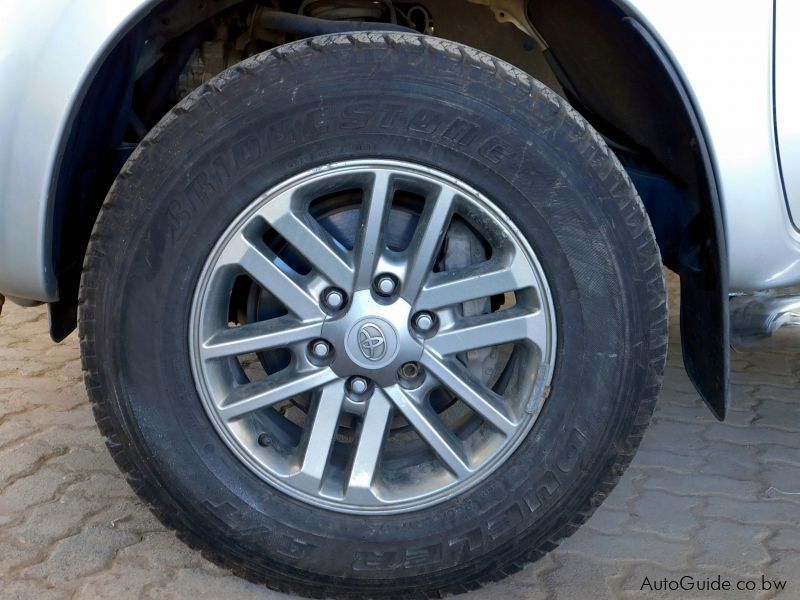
[{"left": 1, "top": 273, "right": 798, "bottom": 599}]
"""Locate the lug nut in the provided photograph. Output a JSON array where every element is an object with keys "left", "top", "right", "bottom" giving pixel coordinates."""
[
  {"left": 311, "top": 340, "right": 331, "bottom": 359},
  {"left": 413, "top": 311, "right": 435, "bottom": 332},
  {"left": 398, "top": 362, "right": 424, "bottom": 389},
  {"left": 400, "top": 362, "right": 420, "bottom": 379},
  {"left": 375, "top": 274, "right": 397, "bottom": 296},
  {"left": 349, "top": 376, "right": 369, "bottom": 395},
  {"left": 323, "top": 288, "right": 345, "bottom": 310}
]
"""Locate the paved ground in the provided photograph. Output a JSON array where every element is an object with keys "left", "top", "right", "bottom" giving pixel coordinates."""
[{"left": 1, "top": 273, "right": 799, "bottom": 599}]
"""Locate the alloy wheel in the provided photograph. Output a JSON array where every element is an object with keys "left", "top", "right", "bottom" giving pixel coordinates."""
[{"left": 189, "top": 160, "right": 557, "bottom": 514}]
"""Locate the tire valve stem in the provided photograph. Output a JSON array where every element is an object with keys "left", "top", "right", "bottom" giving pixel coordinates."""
[{"left": 257, "top": 433, "right": 273, "bottom": 447}]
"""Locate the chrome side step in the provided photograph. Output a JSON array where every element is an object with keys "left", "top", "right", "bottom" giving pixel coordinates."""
[{"left": 730, "top": 293, "right": 800, "bottom": 348}]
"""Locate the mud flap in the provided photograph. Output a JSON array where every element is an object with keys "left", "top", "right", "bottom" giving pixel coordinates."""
[
  {"left": 624, "top": 164, "right": 730, "bottom": 420},
  {"left": 678, "top": 215, "right": 730, "bottom": 420}
]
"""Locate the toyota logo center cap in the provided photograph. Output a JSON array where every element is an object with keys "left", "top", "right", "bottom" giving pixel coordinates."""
[{"left": 346, "top": 317, "right": 399, "bottom": 368}]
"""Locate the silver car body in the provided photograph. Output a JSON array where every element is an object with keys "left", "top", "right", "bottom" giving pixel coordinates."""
[{"left": 0, "top": 0, "right": 798, "bottom": 302}]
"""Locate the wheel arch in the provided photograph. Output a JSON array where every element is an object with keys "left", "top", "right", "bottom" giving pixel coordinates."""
[{"left": 44, "top": 0, "right": 728, "bottom": 415}]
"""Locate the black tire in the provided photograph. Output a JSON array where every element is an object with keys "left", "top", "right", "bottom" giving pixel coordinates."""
[{"left": 79, "top": 33, "right": 667, "bottom": 598}]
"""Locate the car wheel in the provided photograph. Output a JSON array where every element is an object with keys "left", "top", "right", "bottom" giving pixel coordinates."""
[{"left": 79, "top": 32, "right": 667, "bottom": 598}]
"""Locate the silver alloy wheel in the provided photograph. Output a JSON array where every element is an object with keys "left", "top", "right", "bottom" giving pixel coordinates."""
[{"left": 189, "top": 160, "right": 557, "bottom": 514}]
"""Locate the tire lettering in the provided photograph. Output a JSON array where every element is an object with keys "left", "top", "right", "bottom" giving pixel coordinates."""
[
  {"left": 351, "top": 545, "right": 443, "bottom": 571},
  {"left": 376, "top": 104, "right": 407, "bottom": 129},
  {"left": 232, "top": 135, "right": 262, "bottom": 169},
  {"left": 352, "top": 550, "right": 401, "bottom": 571},
  {"left": 522, "top": 470, "right": 561, "bottom": 514},
  {"left": 168, "top": 170, "right": 218, "bottom": 245},
  {"left": 408, "top": 108, "right": 443, "bottom": 134},
  {"left": 274, "top": 535, "right": 317, "bottom": 561},
  {"left": 442, "top": 117, "right": 481, "bottom": 146},
  {"left": 185, "top": 171, "right": 218, "bottom": 205},
  {"left": 447, "top": 527, "right": 484, "bottom": 562},
  {"left": 478, "top": 137, "right": 512, "bottom": 164},
  {"left": 404, "top": 544, "right": 441, "bottom": 568},
  {"left": 340, "top": 103, "right": 374, "bottom": 130},
  {"left": 211, "top": 155, "right": 232, "bottom": 187},
  {"left": 487, "top": 504, "right": 523, "bottom": 541},
  {"left": 267, "top": 117, "right": 300, "bottom": 148},
  {"left": 556, "top": 427, "right": 588, "bottom": 473}
]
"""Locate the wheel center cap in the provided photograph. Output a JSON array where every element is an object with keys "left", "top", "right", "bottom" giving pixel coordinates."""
[
  {"left": 349, "top": 318, "right": 397, "bottom": 366},
  {"left": 322, "top": 290, "right": 422, "bottom": 386}
]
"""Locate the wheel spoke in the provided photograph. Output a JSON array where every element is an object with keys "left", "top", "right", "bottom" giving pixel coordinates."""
[
  {"left": 420, "top": 351, "right": 517, "bottom": 435},
  {"left": 426, "top": 308, "right": 548, "bottom": 356},
  {"left": 218, "top": 367, "right": 336, "bottom": 421},
  {"left": 344, "top": 389, "right": 393, "bottom": 502},
  {"left": 258, "top": 195, "right": 354, "bottom": 290},
  {"left": 401, "top": 187, "right": 457, "bottom": 299},
  {"left": 233, "top": 237, "right": 324, "bottom": 321},
  {"left": 201, "top": 317, "right": 323, "bottom": 360},
  {"left": 354, "top": 170, "right": 392, "bottom": 289},
  {"left": 415, "top": 252, "right": 537, "bottom": 310},
  {"left": 294, "top": 381, "right": 346, "bottom": 487},
  {"left": 383, "top": 386, "right": 471, "bottom": 478}
]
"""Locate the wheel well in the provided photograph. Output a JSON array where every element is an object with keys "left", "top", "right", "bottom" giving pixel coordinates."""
[
  {"left": 525, "top": 0, "right": 729, "bottom": 417},
  {"left": 48, "top": 0, "right": 728, "bottom": 415}
]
